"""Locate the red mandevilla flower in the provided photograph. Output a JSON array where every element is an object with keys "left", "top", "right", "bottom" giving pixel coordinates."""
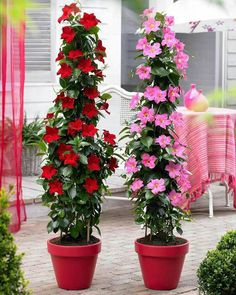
[
  {"left": 55, "top": 50, "right": 64, "bottom": 62},
  {"left": 93, "top": 69, "right": 104, "bottom": 78},
  {"left": 61, "top": 26, "right": 76, "bottom": 43},
  {"left": 103, "top": 130, "right": 116, "bottom": 145},
  {"left": 68, "top": 119, "right": 83, "bottom": 136},
  {"left": 96, "top": 40, "right": 106, "bottom": 52},
  {"left": 82, "top": 123, "right": 98, "bottom": 137},
  {"left": 68, "top": 49, "right": 83, "bottom": 59},
  {"left": 57, "top": 63, "right": 73, "bottom": 78},
  {"left": 79, "top": 13, "right": 101, "bottom": 30},
  {"left": 83, "top": 87, "right": 100, "bottom": 99},
  {"left": 41, "top": 164, "right": 57, "bottom": 179},
  {"left": 43, "top": 126, "right": 60, "bottom": 143},
  {"left": 87, "top": 154, "right": 100, "bottom": 171},
  {"left": 58, "top": 3, "right": 80, "bottom": 23},
  {"left": 46, "top": 113, "right": 54, "bottom": 119},
  {"left": 49, "top": 179, "right": 63, "bottom": 195},
  {"left": 62, "top": 96, "right": 75, "bottom": 109},
  {"left": 100, "top": 102, "right": 110, "bottom": 114},
  {"left": 83, "top": 178, "right": 99, "bottom": 194},
  {"left": 95, "top": 40, "right": 106, "bottom": 63},
  {"left": 57, "top": 143, "right": 73, "bottom": 161},
  {"left": 82, "top": 103, "right": 98, "bottom": 119},
  {"left": 78, "top": 58, "right": 95, "bottom": 73},
  {"left": 64, "top": 151, "right": 80, "bottom": 167},
  {"left": 55, "top": 92, "right": 65, "bottom": 103},
  {"left": 108, "top": 157, "right": 118, "bottom": 172}
]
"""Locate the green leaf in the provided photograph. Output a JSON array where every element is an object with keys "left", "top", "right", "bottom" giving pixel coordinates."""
[
  {"left": 79, "top": 154, "right": 88, "bottom": 164},
  {"left": 141, "top": 136, "right": 153, "bottom": 149},
  {"left": 101, "top": 93, "right": 112, "bottom": 100},
  {"left": 176, "top": 227, "right": 183, "bottom": 235},
  {"left": 60, "top": 166, "right": 73, "bottom": 177},
  {"left": 89, "top": 26, "right": 100, "bottom": 34},
  {"left": 47, "top": 221, "right": 53, "bottom": 233},
  {"left": 70, "top": 226, "right": 79, "bottom": 239},
  {"left": 151, "top": 67, "right": 169, "bottom": 77},
  {"left": 73, "top": 68, "right": 81, "bottom": 77},
  {"left": 59, "top": 78, "right": 67, "bottom": 88},
  {"left": 68, "top": 186, "right": 77, "bottom": 199},
  {"left": 145, "top": 190, "right": 154, "bottom": 200}
]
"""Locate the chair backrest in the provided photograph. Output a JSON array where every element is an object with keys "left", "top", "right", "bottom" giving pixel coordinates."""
[{"left": 99, "top": 85, "right": 139, "bottom": 139}]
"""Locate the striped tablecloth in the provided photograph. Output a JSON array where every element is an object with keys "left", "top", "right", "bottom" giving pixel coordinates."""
[{"left": 177, "top": 107, "right": 236, "bottom": 208}]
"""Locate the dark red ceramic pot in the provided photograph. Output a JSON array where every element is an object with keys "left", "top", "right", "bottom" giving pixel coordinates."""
[
  {"left": 135, "top": 238, "right": 189, "bottom": 290},
  {"left": 47, "top": 238, "right": 101, "bottom": 290}
]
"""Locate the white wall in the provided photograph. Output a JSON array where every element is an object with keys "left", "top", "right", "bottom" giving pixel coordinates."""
[{"left": 24, "top": 0, "right": 122, "bottom": 120}]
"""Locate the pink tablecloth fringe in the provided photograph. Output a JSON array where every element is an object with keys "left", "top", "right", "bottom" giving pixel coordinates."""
[{"left": 186, "top": 173, "right": 236, "bottom": 209}]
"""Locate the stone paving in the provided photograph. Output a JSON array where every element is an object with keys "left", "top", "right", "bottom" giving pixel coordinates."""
[{"left": 15, "top": 183, "right": 236, "bottom": 295}]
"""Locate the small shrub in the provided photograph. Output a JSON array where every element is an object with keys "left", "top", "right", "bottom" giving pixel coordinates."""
[
  {"left": 197, "top": 231, "right": 236, "bottom": 295},
  {"left": 217, "top": 230, "right": 236, "bottom": 251},
  {"left": 0, "top": 187, "right": 30, "bottom": 295}
]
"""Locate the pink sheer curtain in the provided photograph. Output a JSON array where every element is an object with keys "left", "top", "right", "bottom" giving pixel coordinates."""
[{"left": 0, "top": 0, "right": 26, "bottom": 232}]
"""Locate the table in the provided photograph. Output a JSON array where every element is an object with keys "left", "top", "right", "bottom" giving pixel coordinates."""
[{"left": 177, "top": 107, "right": 236, "bottom": 215}]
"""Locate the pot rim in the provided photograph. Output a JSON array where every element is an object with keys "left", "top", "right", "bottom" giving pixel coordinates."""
[
  {"left": 47, "top": 237, "right": 101, "bottom": 257},
  {"left": 135, "top": 237, "right": 189, "bottom": 249},
  {"left": 135, "top": 237, "right": 189, "bottom": 258},
  {"left": 48, "top": 237, "right": 101, "bottom": 248}
]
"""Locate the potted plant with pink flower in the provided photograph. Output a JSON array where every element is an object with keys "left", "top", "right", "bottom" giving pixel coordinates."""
[
  {"left": 38, "top": 2, "right": 118, "bottom": 290},
  {"left": 122, "top": 8, "right": 191, "bottom": 290}
]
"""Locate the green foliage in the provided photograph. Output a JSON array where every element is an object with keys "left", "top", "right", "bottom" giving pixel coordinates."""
[
  {"left": 122, "top": 10, "right": 190, "bottom": 244},
  {"left": 0, "top": 187, "right": 30, "bottom": 295},
  {"left": 22, "top": 116, "right": 44, "bottom": 147},
  {"left": 197, "top": 231, "right": 236, "bottom": 295}
]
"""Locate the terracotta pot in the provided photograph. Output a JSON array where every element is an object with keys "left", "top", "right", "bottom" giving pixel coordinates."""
[
  {"left": 47, "top": 238, "right": 101, "bottom": 290},
  {"left": 135, "top": 238, "right": 189, "bottom": 290}
]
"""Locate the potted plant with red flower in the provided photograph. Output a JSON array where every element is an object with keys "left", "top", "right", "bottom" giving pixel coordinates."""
[
  {"left": 122, "top": 8, "right": 191, "bottom": 290},
  {"left": 38, "top": 2, "right": 118, "bottom": 290}
]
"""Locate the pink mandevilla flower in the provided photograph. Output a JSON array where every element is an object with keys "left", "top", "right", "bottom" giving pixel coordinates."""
[
  {"left": 162, "top": 30, "right": 177, "bottom": 48},
  {"left": 168, "top": 86, "right": 180, "bottom": 103},
  {"left": 171, "top": 141, "right": 186, "bottom": 158},
  {"left": 155, "top": 135, "right": 171, "bottom": 148},
  {"left": 130, "top": 123, "right": 142, "bottom": 134},
  {"left": 175, "top": 40, "right": 185, "bottom": 52},
  {"left": 136, "top": 37, "right": 148, "bottom": 50},
  {"left": 129, "top": 93, "right": 140, "bottom": 110},
  {"left": 131, "top": 179, "right": 144, "bottom": 192},
  {"left": 143, "top": 17, "right": 160, "bottom": 34},
  {"left": 147, "top": 178, "right": 165, "bottom": 194},
  {"left": 141, "top": 7, "right": 154, "bottom": 17},
  {"left": 155, "top": 114, "right": 170, "bottom": 129},
  {"left": 136, "top": 65, "right": 151, "bottom": 80},
  {"left": 169, "top": 111, "right": 184, "bottom": 127},
  {"left": 137, "top": 106, "right": 155, "bottom": 124},
  {"left": 177, "top": 171, "right": 191, "bottom": 192},
  {"left": 141, "top": 153, "right": 157, "bottom": 169},
  {"left": 174, "top": 51, "right": 189, "bottom": 70},
  {"left": 165, "top": 162, "right": 181, "bottom": 178},
  {"left": 168, "top": 190, "right": 184, "bottom": 207},
  {"left": 143, "top": 43, "right": 162, "bottom": 58},
  {"left": 165, "top": 16, "right": 175, "bottom": 26},
  {"left": 125, "top": 157, "right": 139, "bottom": 174}
]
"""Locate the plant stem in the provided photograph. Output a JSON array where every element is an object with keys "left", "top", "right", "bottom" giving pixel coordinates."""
[
  {"left": 150, "top": 229, "right": 153, "bottom": 241},
  {"left": 145, "top": 224, "right": 147, "bottom": 237},
  {"left": 86, "top": 219, "right": 90, "bottom": 243}
]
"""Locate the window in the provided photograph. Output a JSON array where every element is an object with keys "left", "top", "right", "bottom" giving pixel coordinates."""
[
  {"left": 121, "top": 0, "right": 149, "bottom": 91},
  {"left": 25, "top": 0, "right": 51, "bottom": 83}
]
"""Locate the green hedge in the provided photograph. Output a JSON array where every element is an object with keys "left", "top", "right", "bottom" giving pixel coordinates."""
[
  {"left": 0, "top": 188, "right": 30, "bottom": 295},
  {"left": 197, "top": 230, "right": 236, "bottom": 295}
]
